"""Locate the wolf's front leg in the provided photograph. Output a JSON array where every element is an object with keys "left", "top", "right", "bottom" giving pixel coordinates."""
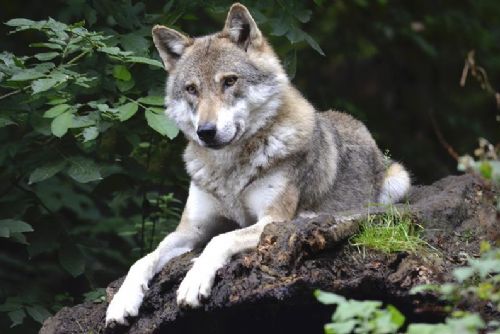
[
  {"left": 106, "top": 183, "right": 221, "bottom": 326},
  {"left": 177, "top": 181, "right": 298, "bottom": 307}
]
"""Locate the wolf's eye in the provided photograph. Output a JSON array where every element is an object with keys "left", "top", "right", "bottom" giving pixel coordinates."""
[
  {"left": 186, "top": 84, "right": 197, "bottom": 95},
  {"left": 223, "top": 76, "right": 237, "bottom": 88}
]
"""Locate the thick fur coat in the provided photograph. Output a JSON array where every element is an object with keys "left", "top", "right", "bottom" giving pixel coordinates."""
[{"left": 105, "top": 3, "right": 410, "bottom": 326}]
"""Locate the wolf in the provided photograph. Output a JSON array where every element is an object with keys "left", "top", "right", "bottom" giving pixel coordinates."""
[{"left": 105, "top": 3, "right": 411, "bottom": 326}]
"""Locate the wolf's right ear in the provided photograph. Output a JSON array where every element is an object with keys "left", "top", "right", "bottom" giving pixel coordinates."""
[
  {"left": 223, "top": 3, "right": 263, "bottom": 51},
  {"left": 152, "top": 25, "right": 192, "bottom": 72}
]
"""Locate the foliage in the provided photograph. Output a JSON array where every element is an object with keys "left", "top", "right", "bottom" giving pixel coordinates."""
[
  {"left": 0, "top": 16, "right": 182, "bottom": 330},
  {"left": 410, "top": 243, "right": 500, "bottom": 317},
  {"left": 349, "top": 206, "right": 429, "bottom": 255},
  {"left": 315, "top": 290, "right": 405, "bottom": 334},
  {"left": 458, "top": 138, "right": 500, "bottom": 184},
  {"left": 316, "top": 245, "right": 500, "bottom": 334},
  {"left": 0, "top": 1, "right": 324, "bottom": 332}
]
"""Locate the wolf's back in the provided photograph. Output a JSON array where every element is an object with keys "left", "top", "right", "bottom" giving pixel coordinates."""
[{"left": 297, "top": 111, "right": 410, "bottom": 213}]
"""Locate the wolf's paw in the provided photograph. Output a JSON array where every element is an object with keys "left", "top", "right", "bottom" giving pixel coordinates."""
[
  {"left": 176, "top": 259, "right": 220, "bottom": 308},
  {"left": 105, "top": 281, "right": 146, "bottom": 326}
]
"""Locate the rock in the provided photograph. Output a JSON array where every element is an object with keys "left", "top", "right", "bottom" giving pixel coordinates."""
[{"left": 39, "top": 174, "right": 498, "bottom": 334}]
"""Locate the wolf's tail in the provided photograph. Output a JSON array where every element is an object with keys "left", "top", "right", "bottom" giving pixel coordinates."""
[{"left": 378, "top": 162, "right": 411, "bottom": 205}]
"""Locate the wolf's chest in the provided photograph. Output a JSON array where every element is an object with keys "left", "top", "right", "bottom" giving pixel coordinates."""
[
  {"left": 186, "top": 154, "right": 287, "bottom": 225},
  {"left": 185, "top": 157, "right": 258, "bottom": 222}
]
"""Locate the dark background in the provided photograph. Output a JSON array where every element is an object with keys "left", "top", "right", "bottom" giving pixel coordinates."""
[{"left": 0, "top": 0, "right": 498, "bottom": 332}]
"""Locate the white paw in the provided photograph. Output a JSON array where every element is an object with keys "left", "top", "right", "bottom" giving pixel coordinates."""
[
  {"left": 176, "top": 257, "right": 223, "bottom": 308},
  {"left": 105, "top": 271, "right": 149, "bottom": 325}
]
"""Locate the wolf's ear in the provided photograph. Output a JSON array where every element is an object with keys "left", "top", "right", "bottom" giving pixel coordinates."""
[
  {"left": 223, "top": 3, "right": 263, "bottom": 51},
  {"left": 152, "top": 25, "right": 192, "bottom": 72}
]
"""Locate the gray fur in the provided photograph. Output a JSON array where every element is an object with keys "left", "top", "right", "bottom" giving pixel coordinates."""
[{"left": 106, "top": 4, "right": 410, "bottom": 325}]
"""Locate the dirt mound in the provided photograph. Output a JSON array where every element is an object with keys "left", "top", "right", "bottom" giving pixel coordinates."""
[{"left": 40, "top": 174, "right": 498, "bottom": 334}]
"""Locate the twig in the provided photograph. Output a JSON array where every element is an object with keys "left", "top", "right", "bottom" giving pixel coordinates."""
[
  {"left": 460, "top": 50, "right": 500, "bottom": 110},
  {"left": 428, "top": 110, "right": 460, "bottom": 161},
  {"left": 0, "top": 89, "right": 22, "bottom": 101},
  {"left": 140, "top": 135, "right": 155, "bottom": 257}
]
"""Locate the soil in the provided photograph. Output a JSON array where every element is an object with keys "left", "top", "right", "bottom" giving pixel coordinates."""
[{"left": 39, "top": 174, "right": 499, "bottom": 334}]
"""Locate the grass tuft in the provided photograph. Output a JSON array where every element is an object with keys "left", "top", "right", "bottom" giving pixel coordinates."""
[{"left": 350, "top": 206, "right": 429, "bottom": 254}]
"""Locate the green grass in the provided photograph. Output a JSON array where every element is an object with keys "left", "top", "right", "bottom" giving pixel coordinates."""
[{"left": 350, "top": 206, "right": 429, "bottom": 254}]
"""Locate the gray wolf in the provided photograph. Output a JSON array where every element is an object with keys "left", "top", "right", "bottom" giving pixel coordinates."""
[{"left": 106, "top": 3, "right": 410, "bottom": 325}]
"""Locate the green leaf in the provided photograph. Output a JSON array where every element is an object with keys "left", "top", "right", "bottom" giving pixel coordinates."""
[
  {"left": 410, "top": 284, "right": 439, "bottom": 294},
  {"left": 10, "top": 69, "right": 45, "bottom": 81},
  {"left": 293, "top": 9, "right": 312, "bottom": 23},
  {"left": 82, "top": 126, "right": 99, "bottom": 142},
  {"left": 453, "top": 267, "right": 475, "bottom": 283},
  {"left": 32, "top": 75, "right": 67, "bottom": 94},
  {"left": 447, "top": 313, "right": 485, "bottom": 331},
  {"left": 125, "top": 56, "right": 164, "bottom": 68},
  {"left": 145, "top": 108, "right": 179, "bottom": 139},
  {"left": 29, "top": 160, "right": 66, "bottom": 184},
  {"left": 478, "top": 161, "right": 492, "bottom": 180},
  {"left": 34, "top": 52, "right": 59, "bottom": 61},
  {"left": 138, "top": 95, "right": 164, "bottom": 106},
  {"left": 30, "top": 42, "right": 63, "bottom": 50},
  {"left": 47, "top": 98, "right": 68, "bottom": 105},
  {"left": 25, "top": 305, "right": 51, "bottom": 324},
  {"left": 270, "top": 17, "right": 290, "bottom": 37},
  {"left": 120, "top": 33, "right": 150, "bottom": 56},
  {"left": 116, "top": 78, "right": 135, "bottom": 92},
  {"left": 51, "top": 112, "right": 72, "bottom": 137},
  {"left": 10, "top": 232, "right": 28, "bottom": 245},
  {"left": 303, "top": 32, "right": 325, "bottom": 56},
  {"left": 70, "top": 115, "right": 95, "bottom": 128},
  {"left": 83, "top": 288, "right": 106, "bottom": 303},
  {"left": 98, "top": 46, "right": 126, "bottom": 56},
  {"left": 59, "top": 241, "right": 85, "bottom": 277},
  {"left": 407, "top": 323, "right": 452, "bottom": 334},
  {"left": 286, "top": 26, "right": 305, "bottom": 43},
  {"left": 8, "top": 309, "right": 26, "bottom": 328},
  {"left": 333, "top": 300, "right": 382, "bottom": 322},
  {"left": 0, "top": 116, "right": 16, "bottom": 128},
  {"left": 5, "top": 18, "right": 35, "bottom": 27},
  {"left": 324, "top": 320, "right": 357, "bottom": 334},
  {"left": 113, "top": 65, "right": 132, "bottom": 81},
  {"left": 66, "top": 156, "right": 102, "bottom": 183},
  {"left": 314, "top": 290, "right": 346, "bottom": 305},
  {"left": 43, "top": 104, "right": 70, "bottom": 118},
  {"left": 0, "top": 219, "right": 34, "bottom": 238},
  {"left": 117, "top": 102, "right": 138, "bottom": 121},
  {"left": 387, "top": 304, "right": 405, "bottom": 328}
]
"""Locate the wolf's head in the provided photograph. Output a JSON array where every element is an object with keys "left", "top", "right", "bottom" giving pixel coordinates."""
[{"left": 152, "top": 3, "right": 288, "bottom": 149}]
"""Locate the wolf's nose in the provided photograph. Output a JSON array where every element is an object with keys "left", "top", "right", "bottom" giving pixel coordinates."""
[{"left": 197, "top": 123, "right": 217, "bottom": 143}]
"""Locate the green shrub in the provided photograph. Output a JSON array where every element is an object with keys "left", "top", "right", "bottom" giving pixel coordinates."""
[{"left": 316, "top": 245, "right": 500, "bottom": 334}]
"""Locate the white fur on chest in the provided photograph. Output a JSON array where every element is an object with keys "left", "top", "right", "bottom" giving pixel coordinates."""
[
  {"left": 187, "top": 157, "right": 287, "bottom": 226},
  {"left": 242, "top": 169, "right": 287, "bottom": 221}
]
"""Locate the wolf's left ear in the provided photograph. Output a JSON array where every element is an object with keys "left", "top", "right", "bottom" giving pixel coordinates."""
[
  {"left": 152, "top": 25, "right": 192, "bottom": 72},
  {"left": 223, "top": 3, "right": 263, "bottom": 51}
]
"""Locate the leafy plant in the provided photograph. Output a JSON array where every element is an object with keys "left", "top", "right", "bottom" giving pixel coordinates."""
[
  {"left": 0, "top": 15, "right": 181, "bottom": 331},
  {"left": 411, "top": 242, "right": 500, "bottom": 315},
  {"left": 315, "top": 290, "right": 405, "bottom": 334},
  {"left": 316, "top": 246, "right": 500, "bottom": 334}
]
